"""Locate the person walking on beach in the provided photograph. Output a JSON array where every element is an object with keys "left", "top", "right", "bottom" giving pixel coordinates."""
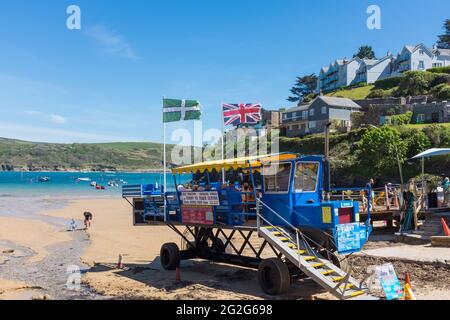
[
  {"left": 443, "top": 177, "right": 450, "bottom": 207},
  {"left": 83, "top": 211, "right": 93, "bottom": 230}
]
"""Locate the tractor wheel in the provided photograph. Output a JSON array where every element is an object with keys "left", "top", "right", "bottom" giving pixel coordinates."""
[
  {"left": 211, "top": 238, "right": 226, "bottom": 254},
  {"left": 330, "top": 253, "right": 350, "bottom": 272},
  {"left": 160, "top": 242, "right": 181, "bottom": 270},
  {"left": 257, "top": 258, "right": 290, "bottom": 295}
]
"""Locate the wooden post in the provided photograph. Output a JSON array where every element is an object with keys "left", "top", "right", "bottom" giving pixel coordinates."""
[{"left": 385, "top": 185, "right": 390, "bottom": 210}]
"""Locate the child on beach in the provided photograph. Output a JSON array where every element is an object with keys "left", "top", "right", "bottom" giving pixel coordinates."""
[
  {"left": 69, "top": 219, "right": 77, "bottom": 232},
  {"left": 83, "top": 211, "right": 93, "bottom": 230}
]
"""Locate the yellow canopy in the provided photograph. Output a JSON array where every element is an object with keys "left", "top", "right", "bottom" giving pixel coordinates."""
[{"left": 172, "top": 153, "right": 297, "bottom": 174}]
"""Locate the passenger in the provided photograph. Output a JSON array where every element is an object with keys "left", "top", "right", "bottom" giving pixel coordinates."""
[
  {"left": 177, "top": 184, "right": 187, "bottom": 192},
  {"left": 204, "top": 183, "right": 211, "bottom": 191},
  {"left": 365, "top": 178, "right": 375, "bottom": 212},
  {"left": 192, "top": 184, "right": 199, "bottom": 191}
]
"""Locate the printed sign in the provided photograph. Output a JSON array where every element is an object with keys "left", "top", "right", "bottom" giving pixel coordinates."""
[
  {"left": 182, "top": 206, "right": 214, "bottom": 225},
  {"left": 375, "top": 263, "right": 403, "bottom": 300},
  {"left": 182, "top": 191, "right": 220, "bottom": 206},
  {"left": 336, "top": 223, "right": 361, "bottom": 253},
  {"left": 322, "top": 207, "right": 332, "bottom": 224}
]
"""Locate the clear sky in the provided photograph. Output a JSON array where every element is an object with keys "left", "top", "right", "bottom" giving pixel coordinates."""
[{"left": 0, "top": 0, "right": 449, "bottom": 144}]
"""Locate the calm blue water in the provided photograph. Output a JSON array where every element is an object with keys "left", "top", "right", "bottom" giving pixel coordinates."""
[{"left": 0, "top": 172, "right": 191, "bottom": 197}]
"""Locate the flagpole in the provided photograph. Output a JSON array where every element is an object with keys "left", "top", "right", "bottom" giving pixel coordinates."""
[
  {"left": 221, "top": 102, "right": 225, "bottom": 184},
  {"left": 163, "top": 96, "right": 167, "bottom": 222}
]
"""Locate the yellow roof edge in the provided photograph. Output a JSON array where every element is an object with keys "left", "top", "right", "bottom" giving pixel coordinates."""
[{"left": 172, "top": 153, "right": 297, "bottom": 174}]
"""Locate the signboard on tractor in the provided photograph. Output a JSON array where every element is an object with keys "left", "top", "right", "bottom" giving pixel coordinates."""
[
  {"left": 182, "top": 191, "right": 220, "bottom": 206},
  {"left": 181, "top": 205, "right": 214, "bottom": 225}
]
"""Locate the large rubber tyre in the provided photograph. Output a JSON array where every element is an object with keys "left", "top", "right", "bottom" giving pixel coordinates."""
[
  {"left": 331, "top": 253, "right": 350, "bottom": 273},
  {"left": 258, "top": 258, "right": 291, "bottom": 295},
  {"left": 211, "top": 238, "right": 226, "bottom": 254},
  {"left": 160, "top": 242, "right": 181, "bottom": 270}
]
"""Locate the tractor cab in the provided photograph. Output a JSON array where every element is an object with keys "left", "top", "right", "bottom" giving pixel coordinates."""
[{"left": 260, "top": 155, "right": 371, "bottom": 254}]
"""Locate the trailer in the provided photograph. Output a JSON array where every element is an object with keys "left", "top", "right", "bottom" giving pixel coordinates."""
[{"left": 122, "top": 153, "right": 376, "bottom": 300}]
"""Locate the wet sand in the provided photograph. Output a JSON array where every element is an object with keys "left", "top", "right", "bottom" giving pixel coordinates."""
[{"left": 1, "top": 196, "right": 449, "bottom": 300}]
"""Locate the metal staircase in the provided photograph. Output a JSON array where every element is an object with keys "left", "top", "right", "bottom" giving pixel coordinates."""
[{"left": 257, "top": 200, "right": 376, "bottom": 300}]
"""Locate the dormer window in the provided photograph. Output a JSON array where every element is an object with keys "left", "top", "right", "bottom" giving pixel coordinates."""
[{"left": 419, "top": 49, "right": 424, "bottom": 55}]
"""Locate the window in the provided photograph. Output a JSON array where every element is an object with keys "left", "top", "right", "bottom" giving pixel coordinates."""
[
  {"left": 293, "top": 112, "right": 297, "bottom": 118},
  {"left": 418, "top": 61, "right": 425, "bottom": 70},
  {"left": 309, "top": 121, "right": 316, "bottom": 129},
  {"left": 309, "top": 108, "right": 315, "bottom": 116},
  {"left": 321, "top": 106, "right": 327, "bottom": 114},
  {"left": 294, "top": 162, "right": 319, "bottom": 192},
  {"left": 263, "top": 163, "right": 292, "bottom": 193},
  {"left": 419, "top": 49, "right": 424, "bottom": 55},
  {"left": 302, "top": 110, "right": 308, "bottom": 119},
  {"left": 433, "top": 63, "right": 443, "bottom": 68},
  {"left": 417, "top": 114, "right": 425, "bottom": 123}
]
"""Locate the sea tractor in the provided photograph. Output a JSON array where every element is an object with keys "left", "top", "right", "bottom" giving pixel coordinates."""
[{"left": 122, "top": 153, "right": 375, "bottom": 300}]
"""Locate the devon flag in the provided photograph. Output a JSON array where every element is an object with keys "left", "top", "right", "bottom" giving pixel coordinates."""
[{"left": 163, "top": 98, "right": 202, "bottom": 123}]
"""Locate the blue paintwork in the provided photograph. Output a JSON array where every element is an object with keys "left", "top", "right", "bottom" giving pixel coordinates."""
[{"left": 261, "top": 155, "right": 371, "bottom": 254}]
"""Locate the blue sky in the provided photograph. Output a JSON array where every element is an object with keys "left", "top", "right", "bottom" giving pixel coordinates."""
[{"left": 0, "top": 0, "right": 448, "bottom": 144}]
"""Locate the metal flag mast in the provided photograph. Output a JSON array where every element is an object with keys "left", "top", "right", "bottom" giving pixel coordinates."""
[
  {"left": 220, "top": 102, "right": 226, "bottom": 184},
  {"left": 163, "top": 96, "right": 167, "bottom": 222}
]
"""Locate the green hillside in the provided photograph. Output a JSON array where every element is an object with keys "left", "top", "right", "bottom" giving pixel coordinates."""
[{"left": 0, "top": 138, "right": 177, "bottom": 171}]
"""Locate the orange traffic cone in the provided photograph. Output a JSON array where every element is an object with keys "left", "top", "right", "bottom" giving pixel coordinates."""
[
  {"left": 403, "top": 283, "right": 417, "bottom": 300},
  {"left": 405, "top": 272, "right": 411, "bottom": 286},
  {"left": 175, "top": 267, "right": 181, "bottom": 283},
  {"left": 441, "top": 218, "right": 450, "bottom": 237}
]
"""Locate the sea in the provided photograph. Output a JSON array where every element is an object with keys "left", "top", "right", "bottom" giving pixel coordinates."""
[{"left": 0, "top": 171, "right": 192, "bottom": 198}]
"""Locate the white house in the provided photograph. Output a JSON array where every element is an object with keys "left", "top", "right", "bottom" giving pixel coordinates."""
[
  {"left": 317, "top": 43, "right": 450, "bottom": 93},
  {"left": 318, "top": 54, "right": 393, "bottom": 92}
]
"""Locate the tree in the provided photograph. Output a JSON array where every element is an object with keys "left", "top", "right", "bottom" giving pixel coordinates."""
[
  {"left": 437, "top": 19, "right": 450, "bottom": 49},
  {"left": 396, "top": 71, "right": 434, "bottom": 96},
  {"left": 353, "top": 45, "right": 376, "bottom": 59},
  {"left": 357, "top": 126, "right": 407, "bottom": 176},
  {"left": 287, "top": 74, "right": 318, "bottom": 103}
]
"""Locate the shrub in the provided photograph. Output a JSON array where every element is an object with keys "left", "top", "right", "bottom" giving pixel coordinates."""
[
  {"left": 430, "top": 83, "right": 449, "bottom": 95},
  {"left": 437, "top": 86, "right": 450, "bottom": 100},
  {"left": 374, "top": 76, "right": 403, "bottom": 90},
  {"left": 427, "top": 65, "right": 450, "bottom": 74},
  {"left": 396, "top": 71, "right": 435, "bottom": 96},
  {"left": 430, "top": 73, "right": 450, "bottom": 87},
  {"left": 389, "top": 111, "right": 413, "bottom": 126},
  {"left": 367, "top": 88, "right": 390, "bottom": 98}
]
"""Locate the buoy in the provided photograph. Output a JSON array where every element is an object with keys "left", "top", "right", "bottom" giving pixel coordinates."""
[
  {"left": 176, "top": 267, "right": 181, "bottom": 282},
  {"left": 441, "top": 218, "right": 450, "bottom": 237}
]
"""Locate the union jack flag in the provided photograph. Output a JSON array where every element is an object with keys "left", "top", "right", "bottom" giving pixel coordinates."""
[{"left": 222, "top": 103, "right": 262, "bottom": 127}]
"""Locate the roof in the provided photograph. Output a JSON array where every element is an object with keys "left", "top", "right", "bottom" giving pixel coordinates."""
[
  {"left": 172, "top": 153, "right": 298, "bottom": 174},
  {"left": 435, "top": 48, "right": 450, "bottom": 56},
  {"left": 283, "top": 104, "right": 310, "bottom": 113},
  {"left": 315, "top": 96, "right": 362, "bottom": 109},
  {"left": 411, "top": 148, "right": 450, "bottom": 160}
]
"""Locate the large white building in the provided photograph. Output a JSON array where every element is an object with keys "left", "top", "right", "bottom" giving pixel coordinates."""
[{"left": 317, "top": 44, "right": 450, "bottom": 93}]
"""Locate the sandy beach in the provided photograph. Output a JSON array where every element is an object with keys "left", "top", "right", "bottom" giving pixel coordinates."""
[{"left": 1, "top": 196, "right": 449, "bottom": 300}]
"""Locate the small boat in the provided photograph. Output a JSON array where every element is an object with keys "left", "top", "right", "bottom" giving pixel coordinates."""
[
  {"left": 38, "top": 177, "right": 51, "bottom": 183},
  {"left": 77, "top": 177, "right": 91, "bottom": 182},
  {"left": 90, "top": 181, "right": 97, "bottom": 187},
  {"left": 95, "top": 185, "right": 106, "bottom": 190}
]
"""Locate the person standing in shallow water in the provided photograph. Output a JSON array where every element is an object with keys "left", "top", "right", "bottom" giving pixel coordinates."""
[{"left": 83, "top": 211, "right": 93, "bottom": 230}]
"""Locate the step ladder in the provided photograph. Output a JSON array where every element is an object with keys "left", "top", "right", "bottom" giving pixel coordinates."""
[{"left": 259, "top": 225, "right": 375, "bottom": 300}]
